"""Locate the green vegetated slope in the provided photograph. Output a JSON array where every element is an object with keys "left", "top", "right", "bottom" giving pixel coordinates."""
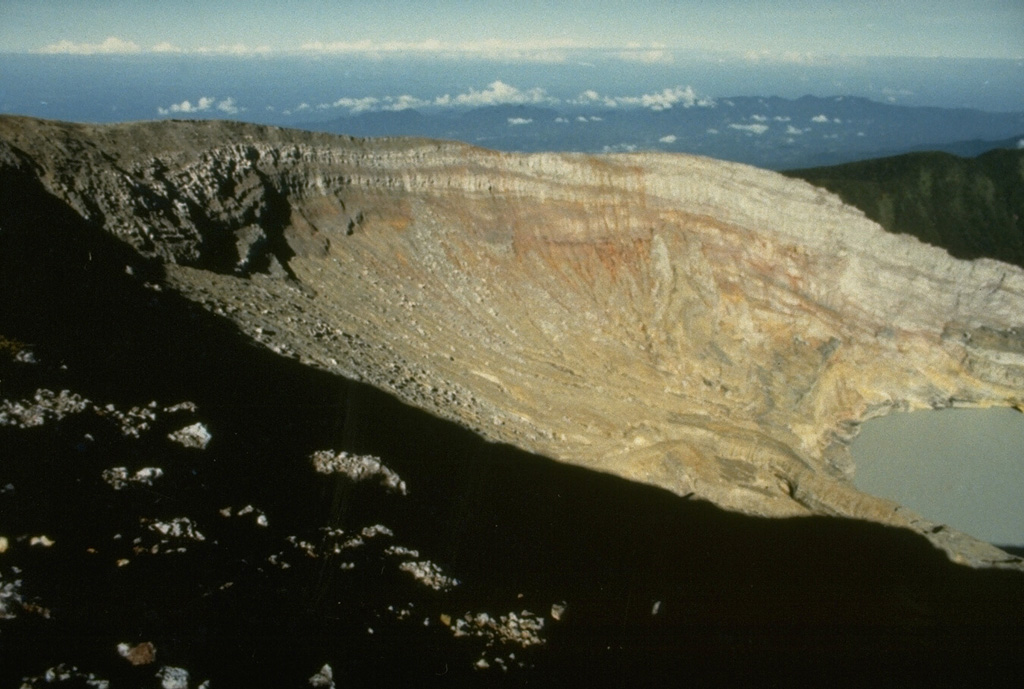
[{"left": 785, "top": 147, "right": 1024, "bottom": 269}]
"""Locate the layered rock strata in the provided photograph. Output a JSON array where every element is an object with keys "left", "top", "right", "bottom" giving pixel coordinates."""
[{"left": 2, "top": 115, "right": 1022, "bottom": 567}]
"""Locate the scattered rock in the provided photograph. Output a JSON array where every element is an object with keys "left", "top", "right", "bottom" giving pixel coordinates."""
[
  {"left": 0, "top": 389, "right": 90, "bottom": 428},
  {"left": 550, "top": 601, "right": 566, "bottom": 621},
  {"left": 145, "top": 518, "right": 205, "bottom": 541},
  {"left": 19, "top": 664, "right": 110, "bottom": 688},
  {"left": 384, "top": 545, "right": 419, "bottom": 558},
  {"left": 102, "top": 466, "right": 164, "bottom": 490},
  {"left": 117, "top": 641, "right": 157, "bottom": 666},
  {"left": 308, "top": 664, "right": 335, "bottom": 688},
  {"left": 0, "top": 389, "right": 171, "bottom": 437},
  {"left": 310, "top": 450, "right": 407, "bottom": 495},
  {"left": 397, "top": 560, "right": 459, "bottom": 591},
  {"left": 0, "top": 572, "right": 24, "bottom": 619},
  {"left": 163, "top": 401, "right": 198, "bottom": 413},
  {"left": 138, "top": 518, "right": 206, "bottom": 554},
  {"left": 156, "top": 666, "right": 190, "bottom": 689},
  {"left": 360, "top": 524, "right": 394, "bottom": 538},
  {"left": 219, "top": 504, "right": 269, "bottom": 526},
  {"left": 451, "top": 610, "right": 546, "bottom": 649},
  {"left": 286, "top": 535, "right": 318, "bottom": 558},
  {"left": 167, "top": 422, "right": 212, "bottom": 449}
]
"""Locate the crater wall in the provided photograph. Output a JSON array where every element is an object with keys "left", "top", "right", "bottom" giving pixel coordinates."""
[{"left": 2, "top": 115, "right": 1022, "bottom": 567}]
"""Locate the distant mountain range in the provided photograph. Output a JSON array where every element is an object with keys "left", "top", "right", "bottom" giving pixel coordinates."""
[{"left": 299, "top": 95, "right": 1024, "bottom": 170}]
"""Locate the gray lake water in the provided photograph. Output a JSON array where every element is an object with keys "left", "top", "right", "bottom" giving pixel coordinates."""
[{"left": 851, "top": 407, "right": 1024, "bottom": 546}]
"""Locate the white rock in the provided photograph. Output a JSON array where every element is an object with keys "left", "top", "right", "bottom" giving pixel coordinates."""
[
  {"left": 167, "top": 422, "right": 212, "bottom": 449},
  {"left": 310, "top": 450, "right": 407, "bottom": 494},
  {"left": 308, "top": 664, "right": 335, "bottom": 688},
  {"left": 157, "top": 666, "right": 189, "bottom": 689}
]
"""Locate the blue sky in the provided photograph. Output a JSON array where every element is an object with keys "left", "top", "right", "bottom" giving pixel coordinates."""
[{"left": 1, "top": 0, "right": 1022, "bottom": 59}]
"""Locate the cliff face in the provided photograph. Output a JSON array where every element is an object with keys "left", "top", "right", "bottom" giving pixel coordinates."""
[{"left": 2, "top": 115, "right": 1022, "bottom": 566}]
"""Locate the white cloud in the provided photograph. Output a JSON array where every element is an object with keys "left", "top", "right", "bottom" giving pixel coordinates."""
[
  {"left": 811, "top": 114, "right": 830, "bottom": 123},
  {"left": 750, "top": 114, "right": 768, "bottom": 122},
  {"left": 152, "top": 42, "right": 184, "bottom": 54},
  {"left": 157, "top": 96, "right": 215, "bottom": 115},
  {"left": 315, "top": 94, "right": 430, "bottom": 114},
  {"left": 39, "top": 36, "right": 275, "bottom": 56},
  {"left": 570, "top": 89, "right": 618, "bottom": 107},
  {"left": 707, "top": 128, "right": 719, "bottom": 135},
  {"left": 571, "top": 85, "right": 713, "bottom": 111},
  {"left": 786, "top": 125, "right": 804, "bottom": 135},
  {"left": 329, "top": 96, "right": 381, "bottom": 114},
  {"left": 555, "top": 117, "right": 569, "bottom": 123},
  {"left": 300, "top": 38, "right": 685, "bottom": 65},
  {"left": 659, "top": 135, "right": 677, "bottom": 143},
  {"left": 1017, "top": 138, "right": 1024, "bottom": 149},
  {"left": 385, "top": 95, "right": 428, "bottom": 111},
  {"left": 740, "top": 50, "right": 854, "bottom": 66},
  {"left": 216, "top": 97, "right": 242, "bottom": 115},
  {"left": 194, "top": 43, "right": 273, "bottom": 56},
  {"left": 614, "top": 86, "right": 715, "bottom": 111},
  {"left": 589, "top": 116, "right": 603, "bottom": 121},
  {"left": 507, "top": 117, "right": 533, "bottom": 126},
  {"left": 298, "top": 38, "right": 579, "bottom": 63},
  {"left": 773, "top": 116, "right": 791, "bottom": 122},
  {"left": 438, "top": 81, "right": 554, "bottom": 107},
  {"left": 615, "top": 48, "right": 674, "bottom": 64},
  {"left": 39, "top": 36, "right": 141, "bottom": 55},
  {"left": 576, "top": 116, "right": 589, "bottom": 122},
  {"left": 729, "top": 123, "right": 769, "bottom": 135},
  {"left": 306, "top": 82, "right": 549, "bottom": 116},
  {"left": 301, "top": 39, "right": 443, "bottom": 54},
  {"left": 283, "top": 102, "right": 312, "bottom": 115}
]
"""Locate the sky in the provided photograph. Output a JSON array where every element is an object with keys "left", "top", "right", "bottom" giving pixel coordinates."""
[{"left": 1, "top": 0, "right": 1022, "bottom": 60}]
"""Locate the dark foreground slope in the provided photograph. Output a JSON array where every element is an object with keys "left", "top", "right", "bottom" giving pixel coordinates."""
[
  {"left": 2, "top": 128, "right": 1024, "bottom": 687},
  {"left": 785, "top": 148, "right": 1024, "bottom": 269}
]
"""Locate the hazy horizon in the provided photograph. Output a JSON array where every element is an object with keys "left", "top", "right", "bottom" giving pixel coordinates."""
[{"left": 3, "top": 1, "right": 1021, "bottom": 60}]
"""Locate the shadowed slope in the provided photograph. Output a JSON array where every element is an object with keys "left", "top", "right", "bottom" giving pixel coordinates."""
[{"left": 1, "top": 157, "right": 1022, "bottom": 686}]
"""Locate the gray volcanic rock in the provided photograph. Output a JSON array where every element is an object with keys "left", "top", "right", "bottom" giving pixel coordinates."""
[{"left": 1, "top": 115, "right": 1022, "bottom": 568}]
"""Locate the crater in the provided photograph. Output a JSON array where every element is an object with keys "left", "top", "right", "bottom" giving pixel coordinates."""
[{"left": 2, "top": 115, "right": 1023, "bottom": 568}]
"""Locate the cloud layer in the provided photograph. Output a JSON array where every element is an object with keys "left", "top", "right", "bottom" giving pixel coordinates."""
[
  {"left": 36, "top": 35, "right": 676, "bottom": 63},
  {"left": 158, "top": 97, "right": 244, "bottom": 116},
  {"left": 155, "top": 81, "right": 722, "bottom": 122},
  {"left": 296, "top": 82, "right": 715, "bottom": 117},
  {"left": 39, "top": 37, "right": 142, "bottom": 55}
]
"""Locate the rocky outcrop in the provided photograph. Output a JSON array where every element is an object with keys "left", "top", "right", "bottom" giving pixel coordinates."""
[{"left": 1, "top": 115, "right": 1022, "bottom": 568}]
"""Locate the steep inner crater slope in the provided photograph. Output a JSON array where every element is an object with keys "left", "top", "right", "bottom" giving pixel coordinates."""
[{"left": 2, "top": 115, "right": 1022, "bottom": 567}]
